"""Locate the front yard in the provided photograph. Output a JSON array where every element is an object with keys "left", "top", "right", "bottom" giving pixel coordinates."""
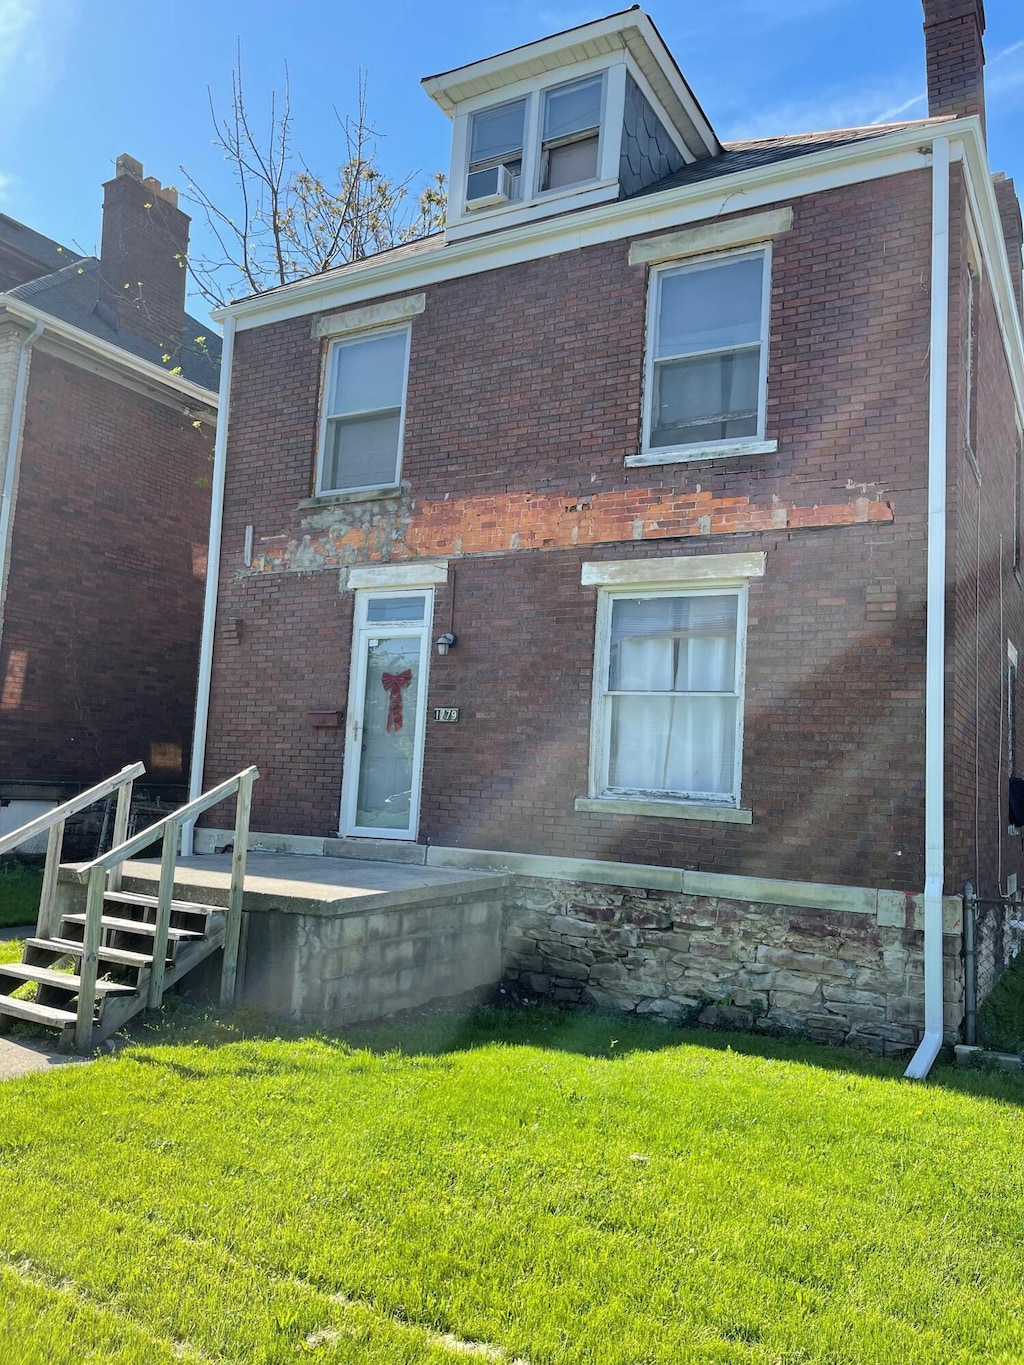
[{"left": 1, "top": 1004, "right": 1023, "bottom": 1364}]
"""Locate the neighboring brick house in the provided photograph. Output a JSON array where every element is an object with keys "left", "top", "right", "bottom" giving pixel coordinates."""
[
  {"left": 0, "top": 156, "right": 220, "bottom": 840},
  {"left": 190, "top": 2, "right": 1024, "bottom": 1070}
]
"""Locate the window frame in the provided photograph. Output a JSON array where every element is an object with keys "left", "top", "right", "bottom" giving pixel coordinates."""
[
  {"left": 535, "top": 73, "right": 607, "bottom": 198},
  {"left": 588, "top": 581, "right": 749, "bottom": 810},
  {"left": 640, "top": 244, "right": 773, "bottom": 462},
  {"left": 315, "top": 322, "right": 412, "bottom": 498}
]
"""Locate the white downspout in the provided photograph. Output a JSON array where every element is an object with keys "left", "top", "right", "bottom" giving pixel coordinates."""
[
  {"left": 0, "top": 318, "right": 45, "bottom": 639},
  {"left": 905, "top": 135, "right": 950, "bottom": 1081},
  {"left": 182, "top": 314, "right": 236, "bottom": 856}
]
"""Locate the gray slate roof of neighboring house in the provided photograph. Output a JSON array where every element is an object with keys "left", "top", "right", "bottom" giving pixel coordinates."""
[
  {"left": 8, "top": 258, "right": 221, "bottom": 391},
  {"left": 0, "top": 213, "right": 81, "bottom": 274}
]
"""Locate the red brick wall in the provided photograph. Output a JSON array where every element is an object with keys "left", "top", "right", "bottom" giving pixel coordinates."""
[
  {"left": 947, "top": 169, "right": 1024, "bottom": 899},
  {"left": 0, "top": 350, "right": 213, "bottom": 786},
  {"left": 205, "top": 169, "right": 954, "bottom": 890}
]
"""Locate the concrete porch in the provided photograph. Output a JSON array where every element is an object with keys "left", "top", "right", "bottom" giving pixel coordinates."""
[{"left": 115, "top": 854, "right": 510, "bottom": 1028}]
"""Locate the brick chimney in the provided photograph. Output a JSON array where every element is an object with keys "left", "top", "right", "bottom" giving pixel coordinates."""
[
  {"left": 99, "top": 153, "right": 190, "bottom": 353},
  {"left": 922, "top": 0, "right": 986, "bottom": 138},
  {"left": 993, "top": 173, "right": 1024, "bottom": 327}
]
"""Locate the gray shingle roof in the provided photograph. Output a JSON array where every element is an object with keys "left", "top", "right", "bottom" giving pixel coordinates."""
[
  {"left": 0, "top": 213, "right": 81, "bottom": 275},
  {"left": 8, "top": 258, "right": 220, "bottom": 391}
]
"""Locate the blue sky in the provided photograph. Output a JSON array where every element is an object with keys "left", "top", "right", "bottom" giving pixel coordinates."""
[{"left": 2, "top": 0, "right": 1022, "bottom": 323}]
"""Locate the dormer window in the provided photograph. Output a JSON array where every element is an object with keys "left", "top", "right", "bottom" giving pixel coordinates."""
[
  {"left": 539, "top": 75, "right": 603, "bottom": 192},
  {"left": 467, "top": 99, "right": 525, "bottom": 209}
]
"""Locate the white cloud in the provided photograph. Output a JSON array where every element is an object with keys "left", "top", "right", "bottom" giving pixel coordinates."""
[
  {"left": 0, "top": 171, "right": 13, "bottom": 208},
  {"left": 721, "top": 82, "right": 927, "bottom": 141},
  {"left": 0, "top": 0, "right": 71, "bottom": 121},
  {"left": 987, "top": 39, "right": 1024, "bottom": 109}
]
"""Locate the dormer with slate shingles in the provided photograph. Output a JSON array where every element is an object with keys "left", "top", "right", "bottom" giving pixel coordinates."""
[{"left": 422, "top": 6, "right": 721, "bottom": 242}]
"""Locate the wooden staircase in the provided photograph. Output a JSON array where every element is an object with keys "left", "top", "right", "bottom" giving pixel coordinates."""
[{"left": 0, "top": 762, "right": 259, "bottom": 1051}]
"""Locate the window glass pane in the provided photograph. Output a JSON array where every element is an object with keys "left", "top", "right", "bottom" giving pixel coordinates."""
[
  {"left": 656, "top": 255, "right": 764, "bottom": 359},
  {"left": 355, "top": 635, "right": 422, "bottom": 832},
  {"left": 328, "top": 331, "right": 407, "bottom": 416},
  {"left": 544, "top": 76, "right": 602, "bottom": 140},
  {"left": 470, "top": 100, "right": 526, "bottom": 165},
  {"left": 608, "top": 695, "right": 737, "bottom": 796},
  {"left": 322, "top": 411, "right": 401, "bottom": 490},
  {"left": 544, "top": 136, "right": 599, "bottom": 190},
  {"left": 366, "top": 596, "right": 425, "bottom": 623},
  {"left": 651, "top": 349, "right": 760, "bottom": 447},
  {"left": 609, "top": 595, "right": 737, "bottom": 692}
]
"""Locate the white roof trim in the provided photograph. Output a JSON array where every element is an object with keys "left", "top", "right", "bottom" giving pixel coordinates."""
[
  {"left": 0, "top": 295, "right": 218, "bottom": 409},
  {"left": 216, "top": 124, "right": 935, "bottom": 331}
]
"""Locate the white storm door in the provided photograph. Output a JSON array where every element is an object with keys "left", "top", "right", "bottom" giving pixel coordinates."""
[{"left": 341, "top": 589, "right": 432, "bottom": 840}]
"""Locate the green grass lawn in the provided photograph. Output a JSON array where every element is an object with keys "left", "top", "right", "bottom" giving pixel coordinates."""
[
  {"left": 1, "top": 1005, "right": 1023, "bottom": 1364},
  {"left": 0, "top": 862, "right": 42, "bottom": 928}
]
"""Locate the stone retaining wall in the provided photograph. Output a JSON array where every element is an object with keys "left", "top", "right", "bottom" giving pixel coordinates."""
[{"left": 503, "top": 879, "right": 964, "bottom": 1054}]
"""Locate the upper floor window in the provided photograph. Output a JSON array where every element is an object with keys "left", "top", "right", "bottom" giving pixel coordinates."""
[
  {"left": 467, "top": 99, "right": 526, "bottom": 207},
  {"left": 539, "top": 75, "right": 602, "bottom": 191},
  {"left": 643, "top": 248, "right": 771, "bottom": 455},
  {"left": 464, "top": 72, "right": 606, "bottom": 214},
  {"left": 317, "top": 326, "right": 410, "bottom": 495}
]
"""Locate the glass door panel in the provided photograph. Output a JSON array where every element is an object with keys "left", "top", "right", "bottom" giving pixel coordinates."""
[{"left": 354, "top": 634, "right": 423, "bottom": 833}]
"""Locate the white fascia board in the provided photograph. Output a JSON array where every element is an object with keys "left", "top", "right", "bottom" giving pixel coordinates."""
[
  {"left": 218, "top": 124, "right": 936, "bottom": 333},
  {"left": 422, "top": 11, "right": 637, "bottom": 114},
  {"left": 953, "top": 119, "right": 1024, "bottom": 424},
  {"left": 0, "top": 296, "right": 218, "bottom": 411},
  {"left": 621, "top": 12, "right": 719, "bottom": 157},
  {"left": 582, "top": 552, "right": 766, "bottom": 585}
]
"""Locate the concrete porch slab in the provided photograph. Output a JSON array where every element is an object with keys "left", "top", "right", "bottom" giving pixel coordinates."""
[{"left": 117, "top": 852, "right": 509, "bottom": 918}]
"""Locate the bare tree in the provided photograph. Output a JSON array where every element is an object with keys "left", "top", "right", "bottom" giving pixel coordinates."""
[{"left": 180, "top": 54, "right": 446, "bottom": 308}]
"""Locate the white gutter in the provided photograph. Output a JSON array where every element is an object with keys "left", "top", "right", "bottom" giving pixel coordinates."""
[
  {"left": 0, "top": 318, "right": 44, "bottom": 640},
  {"left": 0, "top": 296, "right": 218, "bottom": 411},
  {"left": 182, "top": 314, "right": 236, "bottom": 856},
  {"left": 905, "top": 134, "right": 950, "bottom": 1082}
]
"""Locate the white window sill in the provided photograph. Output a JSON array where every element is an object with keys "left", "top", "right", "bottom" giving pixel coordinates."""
[
  {"left": 625, "top": 439, "right": 778, "bottom": 468},
  {"left": 298, "top": 486, "right": 402, "bottom": 510},
  {"left": 575, "top": 797, "right": 753, "bottom": 825}
]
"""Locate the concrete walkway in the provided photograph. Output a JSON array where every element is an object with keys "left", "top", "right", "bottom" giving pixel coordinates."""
[{"left": 0, "top": 1035, "right": 89, "bottom": 1081}]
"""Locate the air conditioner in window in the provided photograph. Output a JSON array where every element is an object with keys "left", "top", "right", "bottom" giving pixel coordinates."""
[{"left": 465, "top": 164, "right": 516, "bottom": 211}]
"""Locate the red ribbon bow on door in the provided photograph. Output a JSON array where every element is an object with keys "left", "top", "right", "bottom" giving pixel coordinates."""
[{"left": 381, "top": 669, "right": 413, "bottom": 733}]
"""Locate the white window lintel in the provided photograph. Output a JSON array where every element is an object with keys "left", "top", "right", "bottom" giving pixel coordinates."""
[
  {"left": 347, "top": 561, "right": 449, "bottom": 590},
  {"left": 628, "top": 207, "right": 793, "bottom": 268},
  {"left": 581, "top": 552, "right": 766, "bottom": 587},
  {"left": 313, "top": 293, "right": 426, "bottom": 340}
]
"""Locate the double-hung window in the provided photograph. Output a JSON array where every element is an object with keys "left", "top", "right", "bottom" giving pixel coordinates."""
[
  {"left": 316, "top": 326, "right": 411, "bottom": 495},
  {"left": 539, "top": 75, "right": 603, "bottom": 192},
  {"left": 467, "top": 98, "right": 526, "bottom": 205},
  {"left": 592, "top": 587, "right": 746, "bottom": 806},
  {"left": 643, "top": 247, "right": 770, "bottom": 454}
]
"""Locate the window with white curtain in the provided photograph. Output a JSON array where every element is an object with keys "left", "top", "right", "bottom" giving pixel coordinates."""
[
  {"left": 643, "top": 247, "right": 770, "bottom": 453},
  {"left": 593, "top": 587, "right": 745, "bottom": 803}
]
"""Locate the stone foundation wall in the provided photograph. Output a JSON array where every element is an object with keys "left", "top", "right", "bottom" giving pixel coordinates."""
[{"left": 504, "top": 879, "right": 964, "bottom": 1055}]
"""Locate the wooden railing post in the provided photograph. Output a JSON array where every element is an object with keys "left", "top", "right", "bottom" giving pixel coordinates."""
[
  {"left": 36, "top": 818, "right": 66, "bottom": 939},
  {"left": 220, "top": 771, "right": 254, "bottom": 1007},
  {"left": 107, "top": 775, "right": 135, "bottom": 894},
  {"left": 75, "top": 865, "right": 105, "bottom": 1050},
  {"left": 148, "top": 819, "right": 180, "bottom": 1008}
]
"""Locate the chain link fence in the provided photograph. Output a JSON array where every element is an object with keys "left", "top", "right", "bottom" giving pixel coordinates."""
[{"left": 963, "top": 882, "right": 1024, "bottom": 1044}]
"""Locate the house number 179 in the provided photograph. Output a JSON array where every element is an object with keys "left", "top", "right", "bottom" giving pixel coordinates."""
[{"left": 433, "top": 707, "right": 459, "bottom": 722}]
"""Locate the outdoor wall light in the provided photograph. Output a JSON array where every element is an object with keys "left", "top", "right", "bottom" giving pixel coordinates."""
[{"left": 435, "top": 632, "right": 457, "bottom": 656}]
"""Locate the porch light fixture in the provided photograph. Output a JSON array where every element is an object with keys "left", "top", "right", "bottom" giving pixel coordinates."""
[{"left": 435, "top": 632, "right": 457, "bottom": 656}]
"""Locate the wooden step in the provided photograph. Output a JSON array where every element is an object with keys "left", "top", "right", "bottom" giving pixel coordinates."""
[
  {"left": 0, "top": 963, "right": 136, "bottom": 995},
  {"left": 25, "top": 937, "right": 155, "bottom": 969},
  {"left": 0, "top": 993, "right": 77, "bottom": 1028},
  {"left": 104, "top": 890, "right": 223, "bottom": 916},
  {"left": 60, "top": 914, "right": 203, "bottom": 942}
]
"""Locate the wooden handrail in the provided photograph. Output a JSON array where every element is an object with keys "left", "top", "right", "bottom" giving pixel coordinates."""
[
  {"left": 0, "top": 763, "right": 145, "bottom": 858},
  {"left": 72, "top": 765, "right": 259, "bottom": 1049},
  {"left": 72, "top": 766, "right": 260, "bottom": 881}
]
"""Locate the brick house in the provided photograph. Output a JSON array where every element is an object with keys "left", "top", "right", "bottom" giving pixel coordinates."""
[
  {"left": 189, "top": 2, "right": 1024, "bottom": 1070},
  {"left": 0, "top": 157, "right": 220, "bottom": 840}
]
